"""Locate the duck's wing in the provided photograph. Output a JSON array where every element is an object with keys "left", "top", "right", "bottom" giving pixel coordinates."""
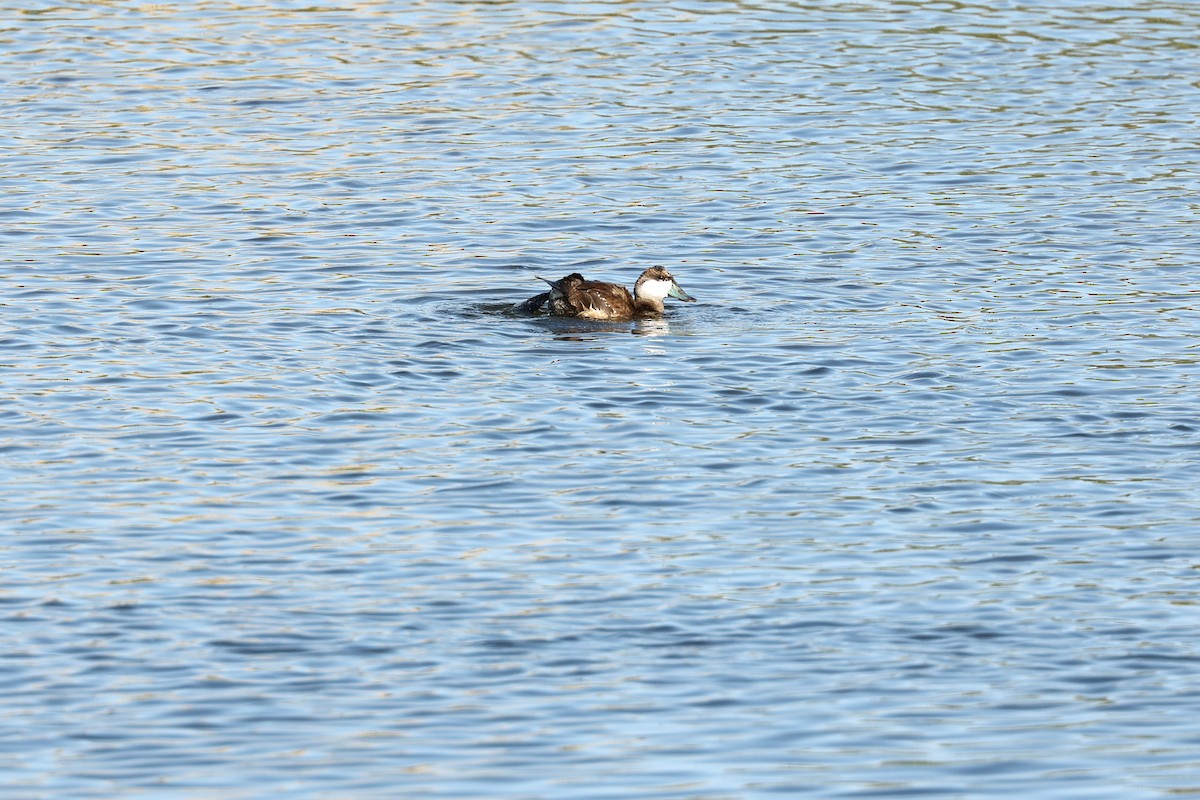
[{"left": 568, "top": 280, "right": 634, "bottom": 320}]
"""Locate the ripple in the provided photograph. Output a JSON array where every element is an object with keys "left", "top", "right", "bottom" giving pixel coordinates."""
[{"left": 3, "top": 1, "right": 1200, "bottom": 798}]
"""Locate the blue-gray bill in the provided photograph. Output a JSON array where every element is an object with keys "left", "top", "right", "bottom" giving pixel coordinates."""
[{"left": 669, "top": 281, "right": 695, "bottom": 302}]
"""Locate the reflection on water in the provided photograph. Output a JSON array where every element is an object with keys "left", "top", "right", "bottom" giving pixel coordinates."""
[
  {"left": 3, "top": 1, "right": 1200, "bottom": 798},
  {"left": 520, "top": 314, "right": 680, "bottom": 340},
  {"left": 631, "top": 318, "right": 671, "bottom": 337}
]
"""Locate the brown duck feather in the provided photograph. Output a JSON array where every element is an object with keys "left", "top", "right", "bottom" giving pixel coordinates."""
[
  {"left": 547, "top": 273, "right": 635, "bottom": 320},
  {"left": 523, "top": 267, "right": 695, "bottom": 322}
]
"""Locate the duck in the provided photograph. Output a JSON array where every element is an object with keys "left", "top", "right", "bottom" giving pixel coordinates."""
[{"left": 518, "top": 266, "right": 695, "bottom": 321}]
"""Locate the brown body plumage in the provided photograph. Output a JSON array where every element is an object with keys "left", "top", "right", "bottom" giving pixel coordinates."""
[{"left": 518, "top": 267, "right": 695, "bottom": 321}]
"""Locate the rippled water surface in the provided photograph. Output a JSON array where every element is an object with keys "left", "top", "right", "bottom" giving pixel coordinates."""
[{"left": 3, "top": 1, "right": 1200, "bottom": 797}]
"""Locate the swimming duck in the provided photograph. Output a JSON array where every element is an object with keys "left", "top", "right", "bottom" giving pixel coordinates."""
[{"left": 519, "top": 266, "right": 695, "bottom": 321}]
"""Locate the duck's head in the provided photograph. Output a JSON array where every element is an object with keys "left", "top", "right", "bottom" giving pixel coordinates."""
[{"left": 634, "top": 266, "right": 695, "bottom": 304}]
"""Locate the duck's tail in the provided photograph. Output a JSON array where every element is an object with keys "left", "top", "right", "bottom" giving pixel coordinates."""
[{"left": 516, "top": 291, "right": 550, "bottom": 315}]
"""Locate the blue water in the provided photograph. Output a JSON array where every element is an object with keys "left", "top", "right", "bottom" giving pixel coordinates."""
[{"left": 3, "top": 1, "right": 1200, "bottom": 797}]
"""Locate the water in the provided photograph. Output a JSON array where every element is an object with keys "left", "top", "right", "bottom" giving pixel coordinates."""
[{"left": 3, "top": 1, "right": 1200, "bottom": 797}]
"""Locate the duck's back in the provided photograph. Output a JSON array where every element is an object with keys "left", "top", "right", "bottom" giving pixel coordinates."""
[{"left": 552, "top": 274, "right": 635, "bottom": 321}]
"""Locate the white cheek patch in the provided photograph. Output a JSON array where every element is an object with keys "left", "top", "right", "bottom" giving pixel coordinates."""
[{"left": 640, "top": 279, "right": 673, "bottom": 301}]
